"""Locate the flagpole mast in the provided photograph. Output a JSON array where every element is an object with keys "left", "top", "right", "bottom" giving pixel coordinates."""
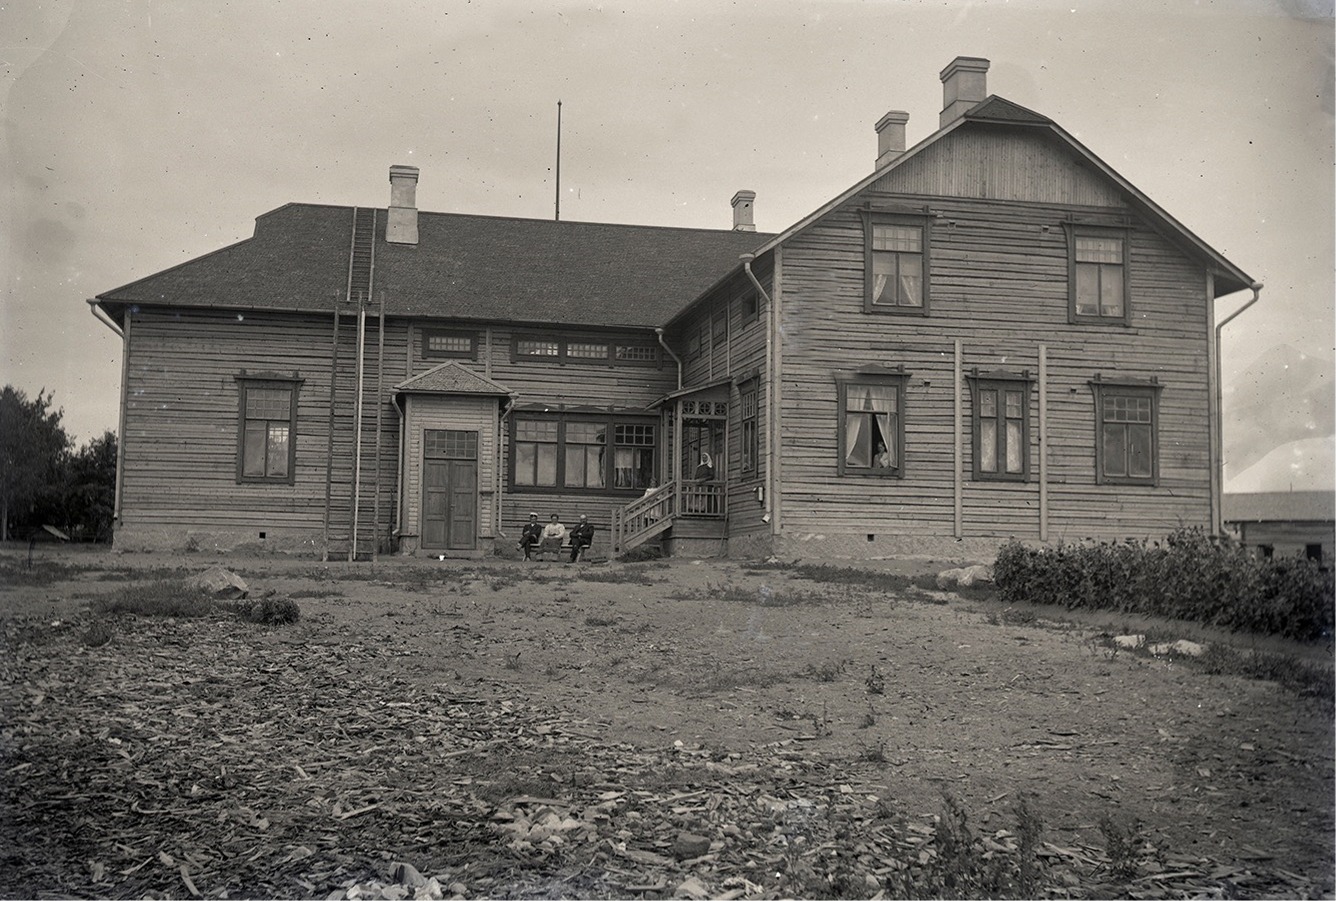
[{"left": 555, "top": 100, "right": 562, "bottom": 221}]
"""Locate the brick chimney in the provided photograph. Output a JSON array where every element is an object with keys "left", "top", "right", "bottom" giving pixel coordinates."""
[
  {"left": 731, "top": 190, "right": 756, "bottom": 232},
  {"left": 386, "top": 164, "right": 419, "bottom": 245},
  {"left": 939, "top": 56, "right": 990, "bottom": 129},
  {"left": 875, "top": 110, "right": 910, "bottom": 168}
]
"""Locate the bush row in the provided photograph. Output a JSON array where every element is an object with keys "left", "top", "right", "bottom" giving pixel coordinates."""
[{"left": 994, "top": 528, "right": 1334, "bottom": 642}]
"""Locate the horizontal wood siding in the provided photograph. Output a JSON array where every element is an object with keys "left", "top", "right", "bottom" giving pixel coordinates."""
[
  {"left": 777, "top": 185, "right": 1212, "bottom": 542},
  {"left": 401, "top": 395, "right": 498, "bottom": 543}
]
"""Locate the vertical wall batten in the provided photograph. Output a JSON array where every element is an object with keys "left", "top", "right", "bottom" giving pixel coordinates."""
[
  {"left": 953, "top": 339, "right": 962, "bottom": 538},
  {"left": 1039, "top": 344, "right": 1048, "bottom": 541}
]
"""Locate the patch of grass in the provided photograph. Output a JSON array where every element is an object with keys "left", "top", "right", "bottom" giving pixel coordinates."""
[
  {"left": 504, "top": 651, "right": 523, "bottom": 671},
  {"left": 91, "top": 580, "right": 218, "bottom": 618},
  {"left": 242, "top": 596, "right": 301, "bottom": 625},
  {"left": 1196, "top": 643, "right": 1335, "bottom": 701},
  {"left": 987, "top": 606, "right": 1038, "bottom": 626},
  {"left": 616, "top": 544, "right": 663, "bottom": 563},
  {"left": 0, "top": 559, "right": 78, "bottom": 587},
  {"left": 288, "top": 588, "right": 345, "bottom": 599},
  {"left": 669, "top": 582, "right": 833, "bottom": 607},
  {"left": 865, "top": 664, "right": 886, "bottom": 695},
  {"left": 856, "top": 738, "right": 888, "bottom": 764},
  {"left": 802, "top": 658, "right": 851, "bottom": 682},
  {"left": 575, "top": 564, "right": 660, "bottom": 585}
]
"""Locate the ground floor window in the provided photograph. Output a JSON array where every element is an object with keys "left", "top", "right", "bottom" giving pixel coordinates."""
[
  {"left": 969, "top": 375, "right": 1031, "bottom": 481},
  {"left": 511, "top": 414, "right": 656, "bottom": 492},
  {"left": 837, "top": 371, "right": 907, "bottom": 477},
  {"left": 1091, "top": 377, "right": 1160, "bottom": 486},
  {"left": 740, "top": 381, "right": 758, "bottom": 476},
  {"left": 235, "top": 376, "right": 300, "bottom": 483}
]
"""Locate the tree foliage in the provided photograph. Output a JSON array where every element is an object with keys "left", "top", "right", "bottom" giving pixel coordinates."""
[
  {"left": 1, "top": 386, "right": 118, "bottom": 542},
  {"left": 0, "top": 386, "right": 69, "bottom": 541}
]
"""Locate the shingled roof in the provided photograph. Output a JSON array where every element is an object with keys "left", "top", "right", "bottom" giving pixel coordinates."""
[
  {"left": 96, "top": 204, "right": 774, "bottom": 329},
  {"left": 394, "top": 361, "right": 512, "bottom": 397}
]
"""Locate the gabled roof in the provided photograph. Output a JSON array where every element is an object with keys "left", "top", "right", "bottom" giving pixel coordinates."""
[
  {"left": 394, "top": 361, "right": 512, "bottom": 397},
  {"left": 96, "top": 204, "right": 775, "bottom": 329},
  {"left": 739, "top": 94, "right": 1255, "bottom": 299},
  {"left": 1223, "top": 491, "right": 1335, "bottom": 524}
]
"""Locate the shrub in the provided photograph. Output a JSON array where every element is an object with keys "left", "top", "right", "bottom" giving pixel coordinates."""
[
  {"left": 245, "top": 596, "right": 301, "bottom": 625},
  {"left": 995, "top": 528, "right": 1334, "bottom": 641}
]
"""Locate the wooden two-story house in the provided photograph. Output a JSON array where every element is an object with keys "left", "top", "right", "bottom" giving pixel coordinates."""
[{"left": 92, "top": 57, "right": 1257, "bottom": 560}]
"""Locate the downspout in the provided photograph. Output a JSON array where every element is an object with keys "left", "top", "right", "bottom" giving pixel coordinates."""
[
  {"left": 655, "top": 327, "right": 682, "bottom": 391},
  {"left": 740, "top": 253, "right": 776, "bottom": 529},
  {"left": 497, "top": 395, "right": 517, "bottom": 539},
  {"left": 392, "top": 392, "right": 406, "bottom": 545},
  {"left": 1212, "top": 281, "right": 1263, "bottom": 535},
  {"left": 87, "top": 300, "right": 127, "bottom": 525}
]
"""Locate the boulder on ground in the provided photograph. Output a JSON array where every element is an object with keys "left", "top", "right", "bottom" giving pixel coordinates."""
[
  {"left": 1150, "top": 639, "right": 1206, "bottom": 658},
  {"left": 189, "top": 565, "right": 249, "bottom": 599},
  {"left": 936, "top": 564, "right": 994, "bottom": 589}
]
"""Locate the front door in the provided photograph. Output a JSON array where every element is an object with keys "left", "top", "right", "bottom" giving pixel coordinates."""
[{"left": 422, "top": 430, "right": 478, "bottom": 551}]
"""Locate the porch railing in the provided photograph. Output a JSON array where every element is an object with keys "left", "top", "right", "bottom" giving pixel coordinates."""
[{"left": 610, "top": 481, "right": 724, "bottom": 556}]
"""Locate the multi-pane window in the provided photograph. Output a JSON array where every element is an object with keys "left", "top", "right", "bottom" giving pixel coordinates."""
[
  {"left": 237, "top": 379, "right": 298, "bottom": 483},
  {"left": 511, "top": 416, "right": 656, "bottom": 492},
  {"left": 614, "top": 344, "right": 658, "bottom": 363},
  {"left": 513, "top": 420, "right": 559, "bottom": 487},
  {"left": 511, "top": 334, "right": 659, "bottom": 366},
  {"left": 516, "top": 338, "right": 560, "bottom": 358},
  {"left": 422, "top": 330, "right": 477, "bottom": 360},
  {"left": 1091, "top": 380, "right": 1159, "bottom": 485},
  {"left": 837, "top": 374, "right": 907, "bottom": 477},
  {"left": 740, "top": 382, "right": 758, "bottom": 476},
  {"left": 1069, "top": 228, "right": 1130, "bottom": 324},
  {"left": 741, "top": 290, "right": 759, "bottom": 323},
  {"left": 863, "top": 215, "right": 929, "bottom": 314},
  {"left": 567, "top": 341, "right": 609, "bottom": 360},
  {"left": 613, "top": 424, "right": 655, "bottom": 489},
  {"left": 425, "top": 429, "right": 477, "bottom": 460},
  {"left": 563, "top": 421, "right": 606, "bottom": 489},
  {"left": 971, "top": 378, "right": 1030, "bottom": 481}
]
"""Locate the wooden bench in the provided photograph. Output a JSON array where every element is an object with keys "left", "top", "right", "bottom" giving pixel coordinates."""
[{"left": 527, "top": 532, "right": 597, "bottom": 562}]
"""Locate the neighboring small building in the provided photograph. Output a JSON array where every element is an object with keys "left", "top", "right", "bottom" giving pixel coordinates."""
[{"left": 1223, "top": 491, "right": 1335, "bottom": 563}]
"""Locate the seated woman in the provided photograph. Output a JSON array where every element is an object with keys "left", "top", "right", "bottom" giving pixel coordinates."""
[{"left": 538, "top": 513, "right": 566, "bottom": 558}]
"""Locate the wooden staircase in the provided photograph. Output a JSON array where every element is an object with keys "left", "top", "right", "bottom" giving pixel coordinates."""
[{"left": 610, "top": 481, "right": 725, "bottom": 557}]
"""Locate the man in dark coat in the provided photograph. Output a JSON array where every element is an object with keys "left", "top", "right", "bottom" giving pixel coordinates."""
[
  {"left": 568, "top": 514, "right": 595, "bottom": 563},
  {"left": 518, "top": 512, "right": 543, "bottom": 560}
]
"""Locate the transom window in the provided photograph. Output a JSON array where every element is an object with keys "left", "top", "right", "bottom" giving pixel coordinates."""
[
  {"left": 862, "top": 214, "right": 929, "bottom": 314},
  {"left": 235, "top": 377, "right": 300, "bottom": 484},
  {"left": 1091, "top": 378, "right": 1160, "bottom": 485},
  {"left": 511, "top": 415, "right": 656, "bottom": 492},
  {"left": 970, "top": 375, "right": 1031, "bottom": 482},
  {"left": 422, "top": 329, "right": 478, "bottom": 360},
  {"left": 837, "top": 372, "right": 908, "bottom": 477},
  {"left": 425, "top": 429, "right": 477, "bottom": 460},
  {"left": 1068, "top": 227, "right": 1131, "bottom": 325}
]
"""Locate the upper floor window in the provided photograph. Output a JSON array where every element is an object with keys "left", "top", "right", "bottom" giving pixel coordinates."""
[
  {"left": 712, "top": 310, "right": 728, "bottom": 347},
  {"left": 861, "top": 213, "right": 929, "bottom": 315},
  {"left": 235, "top": 376, "right": 300, "bottom": 484},
  {"left": 837, "top": 371, "right": 908, "bottom": 477},
  {"left": 1090, "top": 377, "right": 1160, "bottom": 486},
  {"left": 422, "top": 329, "right": 478, "bottom": 360},
  {"left": 969, "top": 375, "right": 1032, "bottom": 482},
  {"left": 511, "top": 334, "right": 660, "bottom": 366},
  {"left": 1067, "top": 227, "right": 1130, "bottom": 325}
]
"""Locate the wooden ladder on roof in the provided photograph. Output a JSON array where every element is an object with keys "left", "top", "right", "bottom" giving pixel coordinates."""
[{"left": 327, "top": 207, "right": 382, "bottom": 561}]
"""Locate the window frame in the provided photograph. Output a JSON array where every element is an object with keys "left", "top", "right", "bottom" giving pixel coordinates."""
[
  {"left": 421, "top": 328, "right": 479, "bottom": 361},
  {"left": 508, "top": 413, "right": 658, "bottom": 495},
  {"left": 234, "top": 374, "right": 302, "bottom": 485},
  {"left": 1065, "top": 224, "right": 1132, "bottom": 326},
  {"left": 739, "top": 379, "right": 759, "bottom": 477},
  {"left": 510, "top": 332, "right": 661, "bottom": 367},
  {"left": 967, "top": 372, "right": 1033, "bottom": 483},
  {"left": 1090, "top": 376, "right": 1161, "bottom": 487},
  {"left": 860, "top": 211, "right": 931, "bottom": 316},
  {"left": 835, "top": 369, "right": 909, "bottom": 478}
]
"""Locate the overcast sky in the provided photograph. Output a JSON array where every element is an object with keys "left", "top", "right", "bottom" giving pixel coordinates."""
[{"left": 2, "top": 0, "right": 1332, "bottom": 489}]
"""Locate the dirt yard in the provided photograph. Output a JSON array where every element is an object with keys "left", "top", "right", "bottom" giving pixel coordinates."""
[{"left": 1, "top": 546, "right": 1332, "bottom": 899}]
